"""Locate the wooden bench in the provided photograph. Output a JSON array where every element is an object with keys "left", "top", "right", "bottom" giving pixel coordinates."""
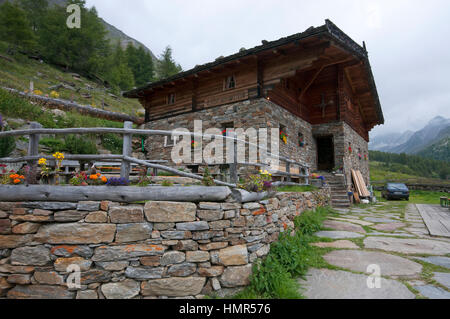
[{"left": 440, "top": 197, "right": 449, "bottom": 208}]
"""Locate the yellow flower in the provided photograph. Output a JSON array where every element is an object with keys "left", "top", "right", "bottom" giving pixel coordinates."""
[
  {"left": 38, "top": 158, "right": 47, "bottom": 165},
  {"left": 33, "top": 89, "right": 43, "bottom": 96},
  {"left": 50, "top": 91, "right": 59, "bottom": 98},
  {"left": 52, "top": 152, "right": 65, "bottom": 160}
]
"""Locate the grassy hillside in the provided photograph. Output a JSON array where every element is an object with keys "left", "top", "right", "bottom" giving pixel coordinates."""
[
  {"left": 370, "top": 161, "right": 449, "bottom": 185},
  {"left": 0, "top": 41, "right": 144, "bottom": 116},
  {"left": 417, "top": 135, "right": 450, "bottom": 162}
]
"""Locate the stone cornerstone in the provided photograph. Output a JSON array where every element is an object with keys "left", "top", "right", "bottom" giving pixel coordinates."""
[{"left": 0, "top": 189, "right": 330, "bottom": 299}]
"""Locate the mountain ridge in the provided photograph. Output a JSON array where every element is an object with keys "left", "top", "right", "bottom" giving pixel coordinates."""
[{"left": 370, "top": 116, "right": 450, "bottom": 161}]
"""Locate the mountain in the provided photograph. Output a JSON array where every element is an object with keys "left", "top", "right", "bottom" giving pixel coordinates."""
[
  {"left": 369, "top": 130, "right": 414, "bottom": 152},
  {"left": 417, "top": 127, "right": 450, "bottom": 162},
  {"left": 370, "top": 116, "right": 450, "bottom": 159},
  {"left": 0, "top": 0, "right": 157, "bottom": 61}
]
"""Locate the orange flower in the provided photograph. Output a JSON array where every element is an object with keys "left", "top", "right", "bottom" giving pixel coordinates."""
[
  {"left": 19, "top": 175, "right": 25, "bottom": 179},
  {"left": 101, "top": 176, "right": 107, "bottom": 183},
  {"left": 13, "top": 179, "right": 21, "bottom": 184},
  {"left": 10, "top": 174, "right": 19, "bottom": 179},
  {"left": 96, "top": 173, "right": 101, "bottom": 176},
  {"left": 89, "top": 174, "right": 98, "bottom": 180}
]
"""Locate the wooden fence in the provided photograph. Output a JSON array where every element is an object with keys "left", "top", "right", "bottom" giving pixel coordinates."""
[{"left": 0, "top": 121, "right": 310, "bottom": 188}]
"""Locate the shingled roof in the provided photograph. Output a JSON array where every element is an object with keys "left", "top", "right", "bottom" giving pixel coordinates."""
[{"left": 124, "top": 19, "right": 383, "bottom": 124}]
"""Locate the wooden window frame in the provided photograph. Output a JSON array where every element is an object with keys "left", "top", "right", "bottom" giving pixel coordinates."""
[
  {"left": 224, "top": 75, "right": 236, "bottom": 91},
  {"left": 167, "top": 93, "right": 176, "bottom": 105}
]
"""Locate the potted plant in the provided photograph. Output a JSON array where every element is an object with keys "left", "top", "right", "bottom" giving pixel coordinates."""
[{"left": 280, "top": 131, "right": 288, "bottom": 145}]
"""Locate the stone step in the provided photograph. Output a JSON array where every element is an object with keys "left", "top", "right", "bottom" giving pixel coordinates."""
[
  {"left": 332, "top": 199, "right": 351, "bottom": 204},
  {"left": 332, "top": 203, "right": 351, "bottom": 208},
  {"left": 332, "top": 195, "right": 349, "bottom": 200}
]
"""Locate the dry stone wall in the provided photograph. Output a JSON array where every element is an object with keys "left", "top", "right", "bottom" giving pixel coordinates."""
[{"left": 0, "top": 189, "right": 330, "bottom": 299}]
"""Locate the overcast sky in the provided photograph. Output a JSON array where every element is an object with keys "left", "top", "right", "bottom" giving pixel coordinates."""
[{"left": 85, "top": 0, "right": 450, "bottom": 137}]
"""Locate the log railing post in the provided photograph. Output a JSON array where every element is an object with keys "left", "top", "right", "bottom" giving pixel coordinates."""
[
  {"left": 120, "top": 121, "right": 133, "bottom": 180},
  {"left": 305, "top": 167, "right": 310, "bottom": 185},
  {"left": 286, "top": 162, "right": 291, "bottom": 183},
  {"left": 27, "top": 122, "right": 42, "bottom": 168},
  {"left": 229, "top": 132, "right": 238, "bottom": 184}
]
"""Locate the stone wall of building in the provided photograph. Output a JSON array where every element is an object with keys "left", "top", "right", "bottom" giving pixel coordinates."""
[
  {"left": 0, "top": 189, "right": 330, "bottom": 299},
  {"left": 144, "top": 98, "right": 317, "bottom": 173},
  {"left": 311, "top": 121, "right": 370, "bottom": 188},
  {"left": 343, "top": 122, "right": 370, "bottom": 187}
]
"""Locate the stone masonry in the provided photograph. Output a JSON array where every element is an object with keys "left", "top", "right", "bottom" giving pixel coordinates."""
[
  {"left": 144, "top": 98, "right": 370, "bottom": 184},
  {"left": 0, "top": 189, "right": 330, "bottom": 299}
]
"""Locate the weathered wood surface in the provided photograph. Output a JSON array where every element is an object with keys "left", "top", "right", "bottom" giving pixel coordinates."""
[
  {"left": 124, "top": 156, "right": 237, "bottom": 188},
  {"left": 121, "top": 121, "right": 133, "bottom": 179},
  {"left": 0, "top": 154, "right": 125, "bottom": 163},
  {"left": 0, "top": 126, "right": 310, "bottom": 169},
  {"left": 0, "top": 185, "right": 232, "bottom": 203},
  {"left": 416, "top": 204, "right": 450, "bottom": 238},
  {"left": 3, "top": 87, "right": 143, "bottom": 124},
  {"left": 231, "top": 189, "right": 269, "bottom": 203}
]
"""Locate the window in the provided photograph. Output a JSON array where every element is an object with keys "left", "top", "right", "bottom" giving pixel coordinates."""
[
  {"left": 225, "top": 75, "right": 236, "bottom": 90},
  {"left": 298, "top": 132, "right": 305, "bottom": 147},
  {"left": 164, "top": 135, "right": 178, "bottom": 147},
  {"left": 167, "top": 93, "right": 176, "bottom": 105},
  {"left": 222, "top": 122, "right": 235, "bottom": 136}
]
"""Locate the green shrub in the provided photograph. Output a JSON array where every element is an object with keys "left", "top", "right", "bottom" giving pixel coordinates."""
[
  {"left": 64, "top": 135, "right": 97, "bottom": 155},
  {"left": 0, "top": 132, "right": 15, "bottom": 157},
  {"left": 40, "top": 137, "right": 65, "bottom": 153},
  {"left": 101, "top": 133, "right": 123, "bottom": 154},
  {"left": 234, "top": 206, "right": 332, "bottom": 299}
]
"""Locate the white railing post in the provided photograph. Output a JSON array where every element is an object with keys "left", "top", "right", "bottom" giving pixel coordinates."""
[
  {"left": 120, "top": 121, "right": 133, "bottom": 180},
  {"left": 27, "top": 122, "right": 42, "bottom": 167},
  {"left": 229, "top": 132, "right": 238, "bottom": 184},
  {"left": 286, "top": 162, "right": 291, "bottom": 183}
]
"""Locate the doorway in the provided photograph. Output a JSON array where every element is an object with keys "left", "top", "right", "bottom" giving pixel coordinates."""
[{"left": 316, "top": 136, "right": 335, "bottom": 171}]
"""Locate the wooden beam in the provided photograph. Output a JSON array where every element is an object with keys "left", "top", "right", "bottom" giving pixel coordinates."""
[{"left": 0, "top": 185, "right": 232, "bottom": 203}]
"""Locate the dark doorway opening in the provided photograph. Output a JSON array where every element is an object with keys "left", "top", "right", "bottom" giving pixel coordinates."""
[{"left": 316, "top": 136, "right": 335, "bottom": 171}]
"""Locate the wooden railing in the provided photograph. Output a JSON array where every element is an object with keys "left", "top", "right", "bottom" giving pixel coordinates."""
[{"left": 0, "top": 121, "right": 310, "bottom": 188}]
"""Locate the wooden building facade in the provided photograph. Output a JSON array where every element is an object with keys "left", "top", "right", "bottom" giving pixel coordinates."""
[{"left": 124, "top": 20, "right": 384, "bottom": 185}]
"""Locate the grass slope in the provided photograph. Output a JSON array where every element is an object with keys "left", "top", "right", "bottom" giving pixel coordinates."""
[
  {"left": 0, "top": 41, "right": 143, "bottom": 116},
  {"left": 370, "top": 161, "right": 449, "bottom": 185}
]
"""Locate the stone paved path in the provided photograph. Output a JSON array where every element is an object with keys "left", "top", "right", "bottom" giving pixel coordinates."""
[{"left": 302, "top": 202, "right": 450, "bottom": 299}]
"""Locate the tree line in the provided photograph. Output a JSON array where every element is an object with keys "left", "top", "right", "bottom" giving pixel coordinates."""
[
  {"left": 369, "top": 150, "right": 450, "bottom": 180},
  {"left": 0, "top": 0, "right": 182, "bottom": 92}
]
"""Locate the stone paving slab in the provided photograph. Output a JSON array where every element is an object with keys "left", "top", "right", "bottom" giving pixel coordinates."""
[
  {"left": 323, "top": 220, "right": 366, "bottom": 233},
  {"left": 298, "top": 268, "right": 415, "bottom": 299},
  {"left": 414, "top": 256, "right": 450, "bottom": 269},
  {"left": 311, "top": 240, "right": 360, "bottom": 249},
  {"left": 314, "top": 231, "right": 365, "bottom": 239},
  {"left": 433, "top": 272, "right": 450, "bottom": 289},
  {"left": 372, "top": 223, "right": 407, "bottom": 232},
  {"left": 364, "top": 237, "right": 450, "bottom": 255},
  {"left": 323, "top": 250, "right": 422, "bottom": 277},
  {"left": 364, "top": 217, "right": 398, "bottom": 223},
  {"left": 366, "top": 232, "right": 416, "bottom": 238},
  {"left": 329, "top": 217, "right": 373, "bottom": 226},
  {"left": 413, "top": 285, "right": 450, "bottom": 299}
]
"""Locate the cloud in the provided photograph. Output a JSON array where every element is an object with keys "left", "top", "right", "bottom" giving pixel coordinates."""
[{"left": 85, "top": 0, "right": 450, "bottom": 137}]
